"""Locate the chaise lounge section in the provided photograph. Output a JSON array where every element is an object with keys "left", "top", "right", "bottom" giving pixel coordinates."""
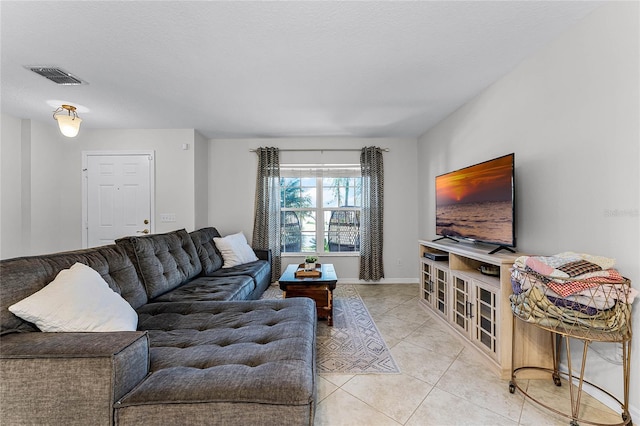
[{"left": 0, "top": 228, "right": 317, "bottom": 425}]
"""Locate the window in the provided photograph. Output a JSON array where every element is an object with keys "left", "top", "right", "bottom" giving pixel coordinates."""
[{"left": 280, "top": 165, "right": 361, "bottom": 254}]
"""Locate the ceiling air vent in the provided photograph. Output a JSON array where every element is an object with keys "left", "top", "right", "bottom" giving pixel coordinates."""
[{"left": 26, "top": 66, "right": 87, "bottom": 85}]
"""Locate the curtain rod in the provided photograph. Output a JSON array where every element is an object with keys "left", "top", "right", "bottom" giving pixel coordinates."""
[{"left": 250, "top": 148, "right": 389, "bottom": 153}]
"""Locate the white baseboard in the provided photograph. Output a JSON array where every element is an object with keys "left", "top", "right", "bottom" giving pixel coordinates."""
[{"left": 336, "top": 278, "right": 419, "bottom": 285}]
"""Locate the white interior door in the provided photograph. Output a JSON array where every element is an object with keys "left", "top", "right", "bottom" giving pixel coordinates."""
[{"left": 84, "top": 152, "right": 154, "bottom": 247}]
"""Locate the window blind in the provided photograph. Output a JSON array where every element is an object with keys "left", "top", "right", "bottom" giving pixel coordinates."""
[{"left": 280, "top": 164, "right": 360, "bottom": 178}]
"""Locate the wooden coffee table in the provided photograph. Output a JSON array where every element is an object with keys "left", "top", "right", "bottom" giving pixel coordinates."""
[{"left": 279, "top": 263, "right": 338, "bottom": 326}]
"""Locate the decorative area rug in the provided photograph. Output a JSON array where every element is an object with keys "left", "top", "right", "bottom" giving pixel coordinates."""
[{"left": 262, "top": 284, "right": 400, "bottom": 374}]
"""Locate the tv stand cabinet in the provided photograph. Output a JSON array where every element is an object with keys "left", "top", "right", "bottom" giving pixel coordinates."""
[{"left": 418, "top": 239, "right": 552, "bottom": 379}]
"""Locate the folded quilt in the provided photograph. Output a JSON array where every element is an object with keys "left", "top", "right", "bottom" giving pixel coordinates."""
[
  {"left": 510, "top": 252, "right": 635, "bottom": 334},
  {"left": 511, "top": 266, "right": 636, "bottom": 309},
  {"left": 545, "top": 269, "right": 626, "bottom": 297},
  {"left": 545, "top": 295, "right": 599, "bottom": 316},
  {"left": 513, "top": 252, "right": 616, "bottom": 280},
  {"left": 513, "top": 252, "right": 627, "bottom": 297}
]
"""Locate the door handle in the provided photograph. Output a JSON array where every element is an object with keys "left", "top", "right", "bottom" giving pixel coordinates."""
[{"left": 137, "top": 229, "right": 149, "bottom": 234}]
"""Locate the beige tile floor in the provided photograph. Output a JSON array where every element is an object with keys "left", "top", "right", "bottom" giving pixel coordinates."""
[{"left": 314, "top": 284, "right": 623, "bottom": 426}]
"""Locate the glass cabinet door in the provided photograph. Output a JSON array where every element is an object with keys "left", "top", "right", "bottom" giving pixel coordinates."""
[
  {"left": 473, "top": 281, "right": 499, "bottom": 359},
  {"left": 434, "top": 267, "right": 449, "bottom": 317},
  {"left": 451, "top": 274, "right": 471, "bottom": 334},
  {"left": 421, "top": 261, "right": 434, "bottom": 306}
]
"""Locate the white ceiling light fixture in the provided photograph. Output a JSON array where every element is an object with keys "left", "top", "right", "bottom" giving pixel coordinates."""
[{"left": 53, "top": 104, "right": 82, "bottom": 137}]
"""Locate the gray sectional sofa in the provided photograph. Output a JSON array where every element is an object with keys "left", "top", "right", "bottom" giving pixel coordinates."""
[{"left": 0, "top": 228, "right": 317, "bottom": 425}]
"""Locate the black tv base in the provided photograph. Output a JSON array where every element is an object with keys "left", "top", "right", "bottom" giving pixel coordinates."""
[
  {"left": 432, "top": 235, "right": 459, "bottom": 243},
  {"left": 488, "top": 245, "right": 516, "bottom": 255}
]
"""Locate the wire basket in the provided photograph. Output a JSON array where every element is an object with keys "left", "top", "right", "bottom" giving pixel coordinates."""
[{"left": 510, "top": 263, "right": 634, "bottom": 342}]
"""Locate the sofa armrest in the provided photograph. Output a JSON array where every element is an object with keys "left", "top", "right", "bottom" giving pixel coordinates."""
[
  {"left": 1, "top": 331, "right": 149, "bottom": 426},
  {"left": 253, "top": 248, "right": 271, "bottom": 264}
]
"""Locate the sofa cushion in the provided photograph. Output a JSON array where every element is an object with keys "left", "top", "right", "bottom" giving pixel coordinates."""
[
  {"left": 189, "top": 227, "right": 224, "bottom": 275},
  {"left": 209, "top": 260, "right": 271, "bottom": 296},
  {"left": 116, "top": 229, "right": 202, "bottom": 299},
  {"left": 9, "top": 262, "right": 138, "bottom": 332},
  {"left": 0, "top": 245, "right": 147, "bottom": 334},
  {"left": 126, "top": 298, "right": 316, "bottom": 408},
  {"left": 148, "top": 275, "right": 255, "bottom": 303}
]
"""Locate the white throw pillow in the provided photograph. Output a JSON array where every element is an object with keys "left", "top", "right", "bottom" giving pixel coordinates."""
[
  {"left": 8, "top": 262, "right": 138, "bottom": 332},
  {"left": 213, "top": 232, "right": 259, "bottom": 268}
]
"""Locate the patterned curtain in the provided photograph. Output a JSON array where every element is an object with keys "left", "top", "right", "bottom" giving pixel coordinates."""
[
  {"left": 359, "top": 147, "right": 384, "bottom": 281},
  {"left": 252, "top": 147, "right": 281, "bottom": 282}
]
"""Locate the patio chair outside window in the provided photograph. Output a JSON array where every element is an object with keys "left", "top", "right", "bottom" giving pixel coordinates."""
[
  {"left": 281, "top": 211, "right": 301, "bottom": 253},
  {"left": 327, "top": 210, "right": 360, "bottom": 252}
]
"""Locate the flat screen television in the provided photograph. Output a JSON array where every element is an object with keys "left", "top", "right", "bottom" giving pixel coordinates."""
[{"left": 435, "top": 153, "right": 515, "bottom": 254}]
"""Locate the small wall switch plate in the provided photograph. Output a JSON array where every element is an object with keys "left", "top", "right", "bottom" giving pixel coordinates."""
[
  {"left": 160, "top": 213, "right": 176, "bottom": 222},
  {"left": 182, "top": 143, "right": 189, "bottom": 150}
]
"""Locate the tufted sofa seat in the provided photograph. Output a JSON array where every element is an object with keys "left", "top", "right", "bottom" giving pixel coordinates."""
[
  {"left": 149, "top": 274, "right": 257, "bottom": 302},
  {"left": 117, "top": 299, "right": 316, "bottom": 425},
  {"left": 1, "top": 228, "right": 317, "bottom": 425}
]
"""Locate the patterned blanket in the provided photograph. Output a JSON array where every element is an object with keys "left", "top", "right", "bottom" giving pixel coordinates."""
[{"left": 509, "top": 252, "right": 635, "bottom": 335}]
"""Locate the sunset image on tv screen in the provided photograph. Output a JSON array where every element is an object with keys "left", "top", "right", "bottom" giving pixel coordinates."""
[{"left": 436, "top": 154, "right": 514, "bottom": 245}]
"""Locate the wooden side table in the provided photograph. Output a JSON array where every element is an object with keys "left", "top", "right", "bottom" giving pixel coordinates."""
[{"left": 279, "top": 263, "right": 338, "bottom": 326}]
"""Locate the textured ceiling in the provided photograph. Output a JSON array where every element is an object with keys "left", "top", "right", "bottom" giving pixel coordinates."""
[{"left": 1, "top": 1, "right": 602, "bottom": 139}]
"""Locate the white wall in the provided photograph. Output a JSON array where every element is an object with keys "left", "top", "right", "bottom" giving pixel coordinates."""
[
  {"left": 418, "top": 2, "right": 639, "bottom": 414},
  {"left": 30, "top": 120, "right": 79, "bottom": 253},
  {"left": 0, "top": 121, "right": 203, "bottom": 257},
  {"left": 0, "top": 114, "right": 25, "bottom": 258},
  {"left": 1, "top": 117, "right": 80, "bottom": 256},
  {"left": 194, "top": 131, "right": 209, "bottom": 229},
  {"left": 208, "top": 137, "right": 418, "bottom": 282}
]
